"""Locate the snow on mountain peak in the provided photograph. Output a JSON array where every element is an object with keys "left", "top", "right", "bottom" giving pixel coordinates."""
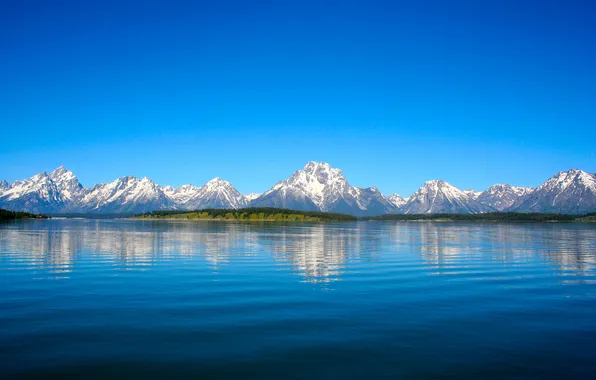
[
  {"left": 31, "top": 172, "right": 49, "bottom": 181},
  {"left": 304, "top": 161, "right": 333, "bottom": 171},
  {"left": 205, "top": 177, "right": 226, "bottom": 185},
  {"left": 538, "top": 169, "right": 596, "bottom": 193},
  {"left": 418, "top": 180, "right": 458, "bottom": 195},
  {"left": 476, "top": 184, "right": 533, "bottom": 211},
  {"left": 245, "top": 193, "right": 261, "bottom": 202},
  {"left": 3, "top": 165, "right": 596, "bottom": 215},
  {"left": 49, "top": 165, "right": 72, "bottom": 178},
  {"left": 401, "top": 179, "right": 489, "bottom": 214},
  {"left": 513, "top": 169, "right": 596, "bottom": 214},
  {"left": 387, "top": 193, "right": 406, "bottom": 208},
  {"left": 283, "top": 162, "right": 350, "bottom": 207},
  {"left": 463, "top": 189, "right": 481, "bottom": 200},
  {"left": 252, "top": 161, "right": 396, "bottom": 216},
  {"left": 189, "top": 177, "right": 247, "bottom": 209},
  {"left": 48, "top": 166, "right": 83, "bottom": 200}
]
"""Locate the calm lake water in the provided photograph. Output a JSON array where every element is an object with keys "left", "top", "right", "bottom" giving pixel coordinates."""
[{"left": 1, "top": 219, "right": 596, "bottom": 379}]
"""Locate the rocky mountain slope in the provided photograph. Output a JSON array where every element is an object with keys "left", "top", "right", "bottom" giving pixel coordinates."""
[
  {"left": 510, "top": 169, "right": 596, "bottom": 214},
  {"left": 2, "top": 165, "right": 595, "bottom": 215},
  {"left": 476, "top": 184, "right": 533, "bottom": 211},
  {"left": 400, "top": 180, "right": 493, "bottom": 214},
  {"left": 250, "top": 162, "right": 397, "bottom": 216}
]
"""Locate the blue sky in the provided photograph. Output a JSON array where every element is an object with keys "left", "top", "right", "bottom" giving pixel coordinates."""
[{"left": 1, "top": 0, "right": 595, "bottom": 196}]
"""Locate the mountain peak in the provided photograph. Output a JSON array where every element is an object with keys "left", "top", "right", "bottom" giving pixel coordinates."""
[
  {"left": 387, "top": 193, "right": 406, "bottom": 208},
  {"left": 424, "top": 179, "right": 447, "bottom": 186},
  {"left": 305, "top": 161, "right": 331, "bottom": 168},
  {"left": 190, "top": 177, "right": 247, "bottom": 209},
  {"left": 49, "top": 166, "right": 76, "bottom": 180},
  {"left": 301, "top": 161, "right": 338, "bottom": 176},
  {"left": 3, "top": 165, "right": 596, "bottom": 215},
  {"left": 204, "top": 177, "right": 232, "bottom": 187},
  {"left": 31, "top": 171, "right": 48, "bottom": 181},
  {"left": 402, "top": 179, "right": 489, "bottom": 214},
  {"left": 252, "top": 161, "right": 395, "bottom": 216},
  {"left": 477, "top": 183, "right": 532, "bottom": 211},
  {"left": 245, "top": 193, "right": 261, "bottom": 202},
  {"left": 541, "top": 168, "right": 595, "bottom": 191},
  {"left": 514, "top": 169, "right": 596, "bottom": 214}
]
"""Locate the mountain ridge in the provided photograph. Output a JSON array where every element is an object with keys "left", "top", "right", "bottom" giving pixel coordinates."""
[{"left": 1, "top": 165, "right": 595, "bottom": 215}]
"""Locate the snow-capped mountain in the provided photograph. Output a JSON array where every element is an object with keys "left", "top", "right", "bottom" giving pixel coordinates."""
[
  {"left": 401, "top": 180, "right": 492, "bottom": 214},
  {"left": 0, "top": 167, "right": 77, "bottom": 213},
  {"left": 2, "top": 165, "right": 596, "bottom": 215},
  {"left": 476, "top": 184, "right": 533, "bottom": 211},
  {"left": 387, "top": 193, "right": 407, "bottom": 208},
  {"left": 463, "top": 189, "right": 481, "bottom": 200},
  {"left": 184, "top": 178, "right": 248, "bottom": 209},
  {"left": 251, "top": 162, "right": 397, "bottom": 216},
  {"left": 245, "top": 193, "right": 261, "bottom": 202},
  {"left": 162, "top": 184, "right": 201, "bottom": 206},
  {"left": 510, "top": 169, "right": 596, "bottom": 214},
  {"left": 47, "top": 166, "right": 85, "bottom": 201},
  {"left": 0, "top": 172, "right": 63, "bottom": 213},
  {"left": 0, "top": 167, "right": 248, "bottom": 214},
  {"left": 75, "top": 176, "right": 175, "bottom": 213}
]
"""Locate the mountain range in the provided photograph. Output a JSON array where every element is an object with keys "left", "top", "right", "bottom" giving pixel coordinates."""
[{"left": 1, "top": 162, "right": 595, "bottom": 216}]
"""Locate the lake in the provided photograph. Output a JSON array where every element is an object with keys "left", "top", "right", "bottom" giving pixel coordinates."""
[{"left": 1, "top": 219, "right": 596, "bottom": 379}]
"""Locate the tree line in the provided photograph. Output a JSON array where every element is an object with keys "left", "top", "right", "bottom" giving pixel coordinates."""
[
  {"left": 0, "top": 208, "right": 47, "bottom": 221},
  {"left": 136, "top": 207, "right": 358, "bottom": 221}
]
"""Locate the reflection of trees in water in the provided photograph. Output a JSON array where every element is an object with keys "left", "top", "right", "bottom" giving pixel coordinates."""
[{"left": 1, "top": 220, "right": 594, "bottom": 281}]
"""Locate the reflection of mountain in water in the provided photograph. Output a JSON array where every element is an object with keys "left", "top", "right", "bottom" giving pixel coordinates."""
[
  {"left": 0, "top": 220, "right": 595, "bottom": 281},
  {"left": 386, "top": 222, "right": 596, "bottom": 275},
  {"left": 263, "top": 224, "right": 361, "bottom": 283}
]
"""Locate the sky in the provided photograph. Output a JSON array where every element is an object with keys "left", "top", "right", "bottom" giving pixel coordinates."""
[{"left": 1, "top": 0, "right": 595, "bottom": 196}]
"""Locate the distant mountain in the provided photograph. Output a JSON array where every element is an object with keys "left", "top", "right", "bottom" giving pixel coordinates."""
[
  {"left": 387, "top": 193, "right": 407, "bottom": 208},
  {"left": 245, "top": 193, "right": 261, "bottom": 202},
  {"left": 48, "top": 166, "right": 85, "bottom": 201},
  {"left": 0, "top": 170, "right": 69, "bottom": 213},
  {"left": 2, "top": 164, "right": 596, "bottom": 215},
  {"left": 0, "top": 168, "right": 248, "bottom": 214},
  {"left": 251, "top": 162, "right": 397, "bottom": 216},
  {"left": 183, "top": 178, "right": 248, "bottom": 209},
  {"left": 162, "top": 184, "right": 202, "bottom": 207},
  {"left": 510, "top": 169, "right": 596, "bottom": 214},
  {"left": 401, "top": 180, "right": 492, "bottom": 214},
  {"left": 476, "top": 184, "right": 533, "bottom": 211},
  {"left": 162, "top": 178, "right": 248, "bottom": 210},
  {"left": 75, "top": 176, "right": 175, "bottom": 213},
  {"left": 463, "top": 189, "right": 481, "bottom": 200}
]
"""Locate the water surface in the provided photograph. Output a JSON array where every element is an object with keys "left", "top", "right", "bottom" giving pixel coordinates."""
[{"left": 1, "top": 219, "right": 596, "bottom": 378}]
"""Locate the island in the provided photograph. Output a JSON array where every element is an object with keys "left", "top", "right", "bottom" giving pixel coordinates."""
[{"left": 134, "top": 207, "right": 357, "bottom": 221}]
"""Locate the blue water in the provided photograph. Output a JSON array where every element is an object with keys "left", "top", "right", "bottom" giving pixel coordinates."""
[{"left": 1, "top": 219, "right": 596, "bottom": 379}]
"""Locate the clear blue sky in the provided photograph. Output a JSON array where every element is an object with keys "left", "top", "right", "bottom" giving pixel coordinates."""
[{"left": 1, "top": 0, "right": 595, "bottom": 196}]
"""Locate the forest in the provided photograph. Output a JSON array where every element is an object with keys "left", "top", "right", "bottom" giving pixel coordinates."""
[
  {"left": 0, "top": 208, "right": 47, "bottom": 221},
  {"left": 135, "top": 207, "right": 358, "bottom": 221}
]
